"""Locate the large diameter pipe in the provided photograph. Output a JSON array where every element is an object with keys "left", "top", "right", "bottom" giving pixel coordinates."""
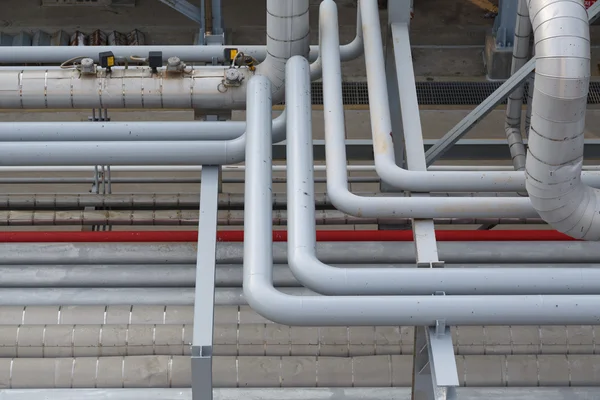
[
  {"left": 257, "top": 0, "right": 310, "bottom": 103},
  {"left": 0, "top": 67, "right": 251, "bottom": 110},
  {"left": 286, "top": 25, "right": 597, "bottom": 296},
  {"left": 319, "top": 8, "right": 535, "bottom": 218},
  {"left": 243, "top": 56, "right": 600, "bottom": 327},
  {"left": 358, "top": 0, "right": 600, "bottom": 193},
  {"left": 524, "top": 0, "right": 600, "bottom": 240}
]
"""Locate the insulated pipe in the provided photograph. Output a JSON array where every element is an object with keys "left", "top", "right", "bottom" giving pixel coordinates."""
[
  {"left": 286, "top": 48, "right": 600, "bottom": 296},
  {"left": 243, "top": 72, "right": 600, "bottom": 326},
  {"left": 0, "top": 78, "right": 281, "bottom": 166},
  {"left": 318, "top": 12, "right": 535, "bottom": 218},
  {"left": 358, "top": 0, "right": 600, "bottom": 193},
  {"left": 255, "top": 0, "right": 311, "bottom": 103},
  {"left": 524, "top": 0, "right": 600, "bottom": 240},
  {"left": 0, "top": 111, "right": 286, "bottom": 141},
  {"left": 504, "top": 0, "right": 532, "bottom": 171},
  {"left": 0, "top": 66, "right": 252, "bottom": 110}
]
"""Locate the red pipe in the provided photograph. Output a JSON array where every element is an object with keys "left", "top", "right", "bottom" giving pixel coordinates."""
[{"left": 0, "top": 230, "right": 576, "bottom": 243}]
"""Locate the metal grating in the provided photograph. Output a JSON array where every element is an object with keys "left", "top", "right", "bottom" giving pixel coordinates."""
[{"left": 301, "top": 81, "right": 600, "bottom": 106}]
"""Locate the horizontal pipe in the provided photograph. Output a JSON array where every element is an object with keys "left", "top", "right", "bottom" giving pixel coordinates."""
[
  {"left": 5, "top": 165, "right": 600, "bottom": 173},
  {"left": 0, "top": 287, "right": 313, "bottom": 306},
  {"left": 0, "top": 209, "right": 452, "bottom": 226},
  {"left": 0, "top": 193, "right": 547, "bottom": 209},
  {"left": 0, "top": 177, "right": 380, "bottom": 185},
  {"left": 1, "top": 389, "right": 600, "bottom": 400},
  {"left": 0, "top": 140, "right": 247, "bottom": 165},
  {"left": 0, "top": 230, "right": 572, "bottom": 242},
  {"left": 0, "top": 111, "right": 286, "bottom": 142},
  {"left": 0, "top": 210, "right": 545, "bottom": 226},
  {"left": 2, "top": 264, "right": 599, "bottom": 294},
  {"left": 0, "top": 242, "right": 599, "bottom": 264}
]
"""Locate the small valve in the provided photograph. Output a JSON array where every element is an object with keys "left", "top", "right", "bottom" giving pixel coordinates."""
[
  {"left": 166, "top": 56, "right": 185, "bottom": 73},
  {"left": 224, "top": 68, "right": 244, "bottom": 85},
  {"left": 79, "top": 58, "right": 96, "bottom": 74}
]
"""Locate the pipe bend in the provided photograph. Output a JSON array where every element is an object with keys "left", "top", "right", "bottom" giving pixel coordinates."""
[
  {"left": 310, "top": 0, "right": 364, "bottom": 81},
  {"left": 524, "top": 0, "right": 599, "bottom": 240}
]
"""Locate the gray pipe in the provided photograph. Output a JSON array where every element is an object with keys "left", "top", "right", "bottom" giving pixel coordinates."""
[
  {"left": 504, "top": 0, "right": 532, "bottom": 171},
  {"left": 0, "top": 263, "right": 594, "bottom": 288},
  {"left": 0, "top": 288, "right": 313, "bottom": 306},
  {"left": 321, "top": 5, "right": 536, "bottom": 219},
  {"left": 0, "top": 111, "right": 286, "bottom": 141},
  {"left": 358, "top": 0, "right": 600, "bottom": 193},
  {"left": 4, "top": 242, "right": 600, "bottom": 265},
  {"left": 0, "top": 78, "right": 283, "bottom": 166},
  {"left": 242, "top": 57, "right": 600, "bottom": 327},
  {"left": 286, "top": 21, "right": 600, "bottom": 296}
]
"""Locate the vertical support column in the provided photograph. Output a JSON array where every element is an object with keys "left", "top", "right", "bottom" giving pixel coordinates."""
[
  {"left": 413, "top": 323, "right": 459, "bottom": 400},
  {"left": 192, "top": 3, "right": 226, "bottom": 397},
  {"left": 384, "top": 7, "right": 459, "bottom": 396},
  {"left": 379, "top": 0, "right": 410, "bottom": 230},
  {"left": 191, "top": 165, "right": 221, "bottom": 400},
  {"left": 211, "top": 0, "right": 224, "bottom": 35},
  {"left": 492, "top": 0, "right": 517, "bottom": 49}
]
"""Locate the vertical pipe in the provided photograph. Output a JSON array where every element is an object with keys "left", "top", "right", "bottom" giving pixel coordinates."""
[{"left": 504, "top": 0, "right": 532, "bottom": 171}]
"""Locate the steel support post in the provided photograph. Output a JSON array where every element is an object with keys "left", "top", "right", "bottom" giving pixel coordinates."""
[
  {"left": 412, "top": 324, "right": 459, "bottom": 400},
  {"left": 492, "top": 0, "right": 518, "bottom": 48},
  {"left": 86, "top": 109, "right": 112, "bottom": 232},
  {"left": 385, "top": 14, "right": 459, "bottom": 398},
  {"left": 425, "top": 1, "right": 600, "bottom": 166},
  {"left": 191, "top": 166, "right": 220, "bottom": 400}
]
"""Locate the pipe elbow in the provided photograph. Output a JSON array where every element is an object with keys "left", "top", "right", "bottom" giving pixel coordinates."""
[
  {"left": 524, "top": 0, "right": 596, "bottom": 239},
  {"left": 242, "top": 278, "right": 301, "bottom": 326},
  {"left": 288, "top": 248, "right": 344, "bottom": 295}
]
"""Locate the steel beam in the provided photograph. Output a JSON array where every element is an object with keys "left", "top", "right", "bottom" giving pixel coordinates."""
[
  {"left": 191, "top": 166, "right": 220, "bottom": 400},
  {"left": 492, "top": 0, "right": 518, "bottom": 48},
  {"left": 423, "top": 58, "right": 533, "bottom": 166},
  {"left": 425, "top": 3, "right": 600, "bottom": 166},
  {"left": 413, "top": 325, "right": 459, "bottom": 400},
  {"left": 157, "top": 0, "right": 202, "bottom": 24}
]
